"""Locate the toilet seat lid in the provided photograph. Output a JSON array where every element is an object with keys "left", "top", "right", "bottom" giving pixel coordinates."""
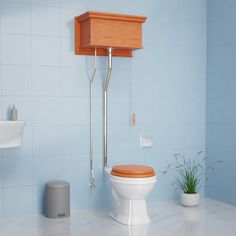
[{"left": 111, "top": 164, "right": 155, "bottom": 178}]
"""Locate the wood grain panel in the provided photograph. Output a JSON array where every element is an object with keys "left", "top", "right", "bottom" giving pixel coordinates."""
[
  {"left": 88, "top": 19, "right": 142, "bottom": 49},
  {"left": 75, "top": 12, "right": 146, "bottom": 57}
]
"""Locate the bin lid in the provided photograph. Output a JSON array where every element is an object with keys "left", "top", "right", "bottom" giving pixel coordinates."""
[{"left": 46, "top": 180, "right": 70, "bottom": 189}]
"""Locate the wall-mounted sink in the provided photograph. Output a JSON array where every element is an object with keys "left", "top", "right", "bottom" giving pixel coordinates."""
[{"left": 0, "top": 121, "right": 26, "bottom": 148}]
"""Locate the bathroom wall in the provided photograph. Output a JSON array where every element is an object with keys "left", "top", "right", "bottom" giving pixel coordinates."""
[
  {"left": 206, "top": 0, "right": 236, "bottom": 204},
  {"left": 0, "top": 0, "right": 206, "bottom": 217}
]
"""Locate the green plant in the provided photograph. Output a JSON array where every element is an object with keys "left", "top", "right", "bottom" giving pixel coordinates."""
[{"left": 162, "top": 151, "right": 221, "bottom": 194}]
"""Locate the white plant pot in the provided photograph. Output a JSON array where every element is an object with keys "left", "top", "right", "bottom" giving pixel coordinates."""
[{"left": 180, "top": 192, "right": 200, "bottom": 207}]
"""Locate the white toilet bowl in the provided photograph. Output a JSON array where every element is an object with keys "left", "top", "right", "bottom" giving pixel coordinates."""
[{"left": 106, "top": 165, "right": 157, "bottom": 225}]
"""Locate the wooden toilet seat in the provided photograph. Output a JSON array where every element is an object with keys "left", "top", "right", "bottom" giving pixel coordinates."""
[{"left": 111, "top": 164, "right": 155, "bottom": 178}]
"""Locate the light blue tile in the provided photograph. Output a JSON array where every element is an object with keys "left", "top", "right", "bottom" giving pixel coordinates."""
[
  {"left": 32, "top": 185, "right": 44, "bottom": 214},
  {"left": 208, "top": 17, "right": 236, "bottom": 45},
  {"left": 86, "top": 0, "right": 122, "bottom": 13},
  {"left": 0, "top": 158, "right": 3, "bottom": 188},
  {"left": 0, "top": 0, "right": 31, "bottom": 3},
  {"left": 207, "top": 0, "right": 236, "bottom": 205},
  {"left": 132, "top": 93, "right": 205, "bottom": 127},
  {"left": 91, "top": 123, "right": 103, "bottom": 156},
  {"left": 108, "top": 125, "right": 136, "bottom": 159},
  {"left": 61, "top": 67, "right": 89, "bottom": 97},
  {"left": 60, "top": 7, "right": 87, "bottom": 37},
  {"left": 133, "top": 44, "right": 205, "bottom": 85},
  {"left": 0, "top": 2, "right": 31, "bottom": 34},
  {"left": 60, "top": 37, "right": 85, "bottom": 67},
  {"left": 207, "top": 0, "right": 224, "bottom": 20},
  {"left": 1, "top": 65, "right": 31, "bottom": 96},
  {"left": 157, "top": 0, "right": 206, "bottom": 21},
  {"left": 33, "top": 126, "right": 62, "bottom": 157},
  {"left": 153, "top": 123, "right": 205, "bottom": 150},
  {"left": 206, "top": 161, "right": 228, "bottom": 180},
  {"left": 208, "top": 0, "right": 236, "bottom": 20},
  {"left": 0, "top": 103, "right": 2, "bottom": 120},
  {"left": 60, "top": 7, "right": 77, "bottom": 38},
  {"left": 206, "top": 124, "right": 228, "bottom": 150},
  {"left": 108, "top": 58, "right": 132, "bottom": 98},
  {"left": 0, "top": 67, "right": 3, "bottom": 97},
  {"left": 131, "top": 0, "right": 158, "bottom": 16},
  {"left": 207, "top": 72, "right": 236, "bottom": 99},
  {"left": 32, "top": 66, "right": 61, "bottom": 96},
  {"left": 1, "top": 96, "right": 33, "bottom": 125},
  {"left": 60, "top": 0, "right": 87, "bottom": 9},
  {"left": 208, "top": 159, "right": 236, "bottom": 179},
  {"left": 61, "top": 155, "right": 89, "bottom": 183},
  {"left": 33, "top": 97, "right": 61, "bottom": 126},
  {"left": 3, "top": 157, "right": 33, "bottom": 187},
  {"left": 137, "top": 0, "right": 163, "bottom": 17},
  {"left": 70, "top": 180, "right": 112, "bottom": 211},
  {"left": 208, "top": 43, "right": 236, "bottom": 72},
  {"left": 0, "top": 34, "right": 31, "bottom": 65},
  {"left": 3, "top": 186, "right": 33, "bottom": 217},
  {"left": 108, "top": 97, "right": 131, "bottom": 125},
  {"left": 206, "top": 146, "right": 235, "bottom": 164},
  {"left": 33, "top": 156, "right": 62, "bottom": 185},
  {"left": 61, "top": 125, "right": 89, "bottom": 156},
  {"left": 207, "top": 98, "right": 236, "bottom": 124},
  {"left": 224, "top": 124, "right": 236, "bottom": 149},
  {"left": 90, "top": 97, "right": 102, "bottom": 126},
  {"left": 32, "top": 36, "right": 60, "bottom": 66},
  {"left": 61, "top": 97, "right": 88, "bottom": 125},
  {"left": 133, "top": 67, "right": 205, "bottom": 100},
  {"left": 85, "top": 0, "right": 158, "bottom": 17},
  {"left": 32, "top": 5, "right": 60, "bottom": 36},
  {"left": 131, "top": 94, "right": 157, "bottom": 125},
  {"left": 0, "top": 188, "right": 3, "bottom": 217},
  {"left": 206, "top": 168, "right": 236, "bottom": 204},
  {"left": 2, "top": 126, "right": 33, "bottom": 158},
  {"left": 32, "top": 0, "right": 60, "bottom": 7}
]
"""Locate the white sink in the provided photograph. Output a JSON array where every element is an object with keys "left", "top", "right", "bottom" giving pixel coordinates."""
[{"left": 0, "top": 121, "right": 26, "bottom": 148}]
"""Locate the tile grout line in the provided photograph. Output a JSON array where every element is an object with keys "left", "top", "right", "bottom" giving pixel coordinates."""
[
  {"left": 0, "top": 1, "right": 4, "bottom": 217},
  {"left": 30, "top": 0, "right": 35, "bottom": 215},
  {"left": 59, "top": 3, "right": 63, "bottom": 178}
]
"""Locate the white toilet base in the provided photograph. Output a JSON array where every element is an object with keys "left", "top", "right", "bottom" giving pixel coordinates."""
[
  {"left": 105, "top": 167, "right": 157, "bottom": 226},
  {"left": 109, "top": 197, "right": 151, "bottom": 225}
]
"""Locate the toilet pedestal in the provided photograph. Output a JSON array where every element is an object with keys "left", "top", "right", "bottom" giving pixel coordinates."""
[
  {"left": 106, "top": 165, "right": 157, "bottom": 225},
  {"left": 109, "top": 190, "right": 150, "bottom": 225}
]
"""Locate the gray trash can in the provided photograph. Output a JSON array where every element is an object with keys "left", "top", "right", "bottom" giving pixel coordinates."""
[{"left": 44, "top": 180, "right": 70, "bottom": 218}]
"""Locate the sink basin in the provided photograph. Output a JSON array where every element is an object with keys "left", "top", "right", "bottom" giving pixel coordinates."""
[{"left": 0, "top": 121, "right": 26, "bottom": 148}]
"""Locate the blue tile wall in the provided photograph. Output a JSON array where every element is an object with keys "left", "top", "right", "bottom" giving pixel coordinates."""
[
  {"left": 0, "top": 0, "right": 206, "bottom": 217},
  {"left": 206, "top": 0, "right": 236, "bottom": 205}
]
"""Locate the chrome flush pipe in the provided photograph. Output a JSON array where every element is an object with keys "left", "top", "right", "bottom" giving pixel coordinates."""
[
  {"left": 89, "top": 49, "right": 97, "bottom": 188},
  {"left": 103, "top": 48, "right": 112, "bottom": 168}
]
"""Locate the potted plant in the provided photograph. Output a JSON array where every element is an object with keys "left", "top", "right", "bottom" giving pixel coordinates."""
[{"left": 162, "top": 151, "right": 222, "bottom": 207}]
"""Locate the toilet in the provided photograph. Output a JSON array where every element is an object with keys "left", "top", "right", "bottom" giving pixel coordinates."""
[{"left": 105, "top": 164, "right": 157, "bottom": 225}]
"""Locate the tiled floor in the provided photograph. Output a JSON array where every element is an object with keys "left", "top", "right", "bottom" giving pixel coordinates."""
[{"left": 0, "top": 199, "right": 236, "bottom": 236}]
